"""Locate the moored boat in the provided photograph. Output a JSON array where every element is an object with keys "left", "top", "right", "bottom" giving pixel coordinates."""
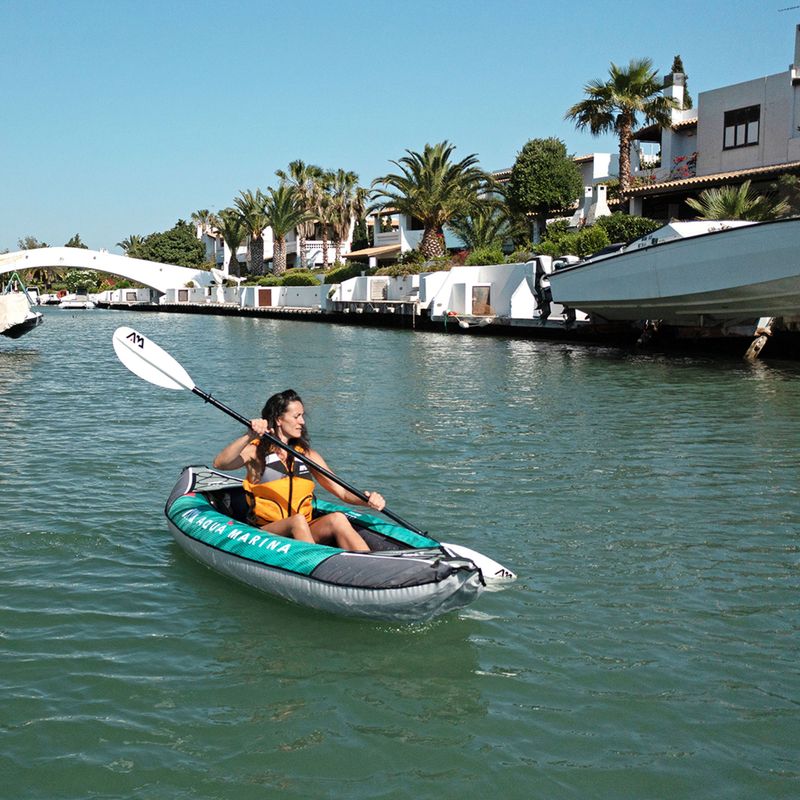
[
  {"left": 1, "top": 272, "right": 44, "bottom": 339},
  {"left": 165, "top": 465, "right": 515, "bottom": 622},
  {"left": 548, "top": 217, "right": 800, "bottom": 323}
]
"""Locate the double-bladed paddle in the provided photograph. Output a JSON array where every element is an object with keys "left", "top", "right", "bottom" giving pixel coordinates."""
[{"left": 112, "top": 325, "right": 426, "bottom": 535}]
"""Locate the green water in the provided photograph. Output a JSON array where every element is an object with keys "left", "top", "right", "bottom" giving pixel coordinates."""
[{"left": 2, "top": 308, "right": 798, "bottom": 799}]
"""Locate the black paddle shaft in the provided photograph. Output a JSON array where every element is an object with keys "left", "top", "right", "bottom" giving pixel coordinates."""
[{"left": 192, "top": 386, "right": 426, "bottom": 535}]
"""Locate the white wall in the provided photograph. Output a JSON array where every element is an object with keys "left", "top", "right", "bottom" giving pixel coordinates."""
[{"left": 697, "top": 70, "right": 796, "bottom": 175}]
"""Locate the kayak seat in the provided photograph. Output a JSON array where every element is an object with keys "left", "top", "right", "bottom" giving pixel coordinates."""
[{"left": 205, "top": 487, "right": 251, "bottom": 524}]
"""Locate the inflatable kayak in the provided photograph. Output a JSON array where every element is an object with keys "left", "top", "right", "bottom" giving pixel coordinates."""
[{"left": 165, "top": 465, "right": 515, "bottom": 621}]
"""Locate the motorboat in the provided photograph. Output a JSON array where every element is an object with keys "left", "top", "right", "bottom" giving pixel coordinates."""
[
  {"left": 59, "top": 289, "right": 96, "bottom": 309},
  {"left": 548, "top": 218, "right": 800, "bottom": 323}
]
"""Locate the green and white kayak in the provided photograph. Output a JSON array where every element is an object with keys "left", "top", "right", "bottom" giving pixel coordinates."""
[{"left": 165, "top": 465, "right": 515, "bottom": 622}]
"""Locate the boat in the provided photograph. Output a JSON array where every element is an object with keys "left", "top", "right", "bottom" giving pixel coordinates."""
[
  {"left": 548, "top": 218, "right": 800, "bottom": 324},
  {"left": 165, "top": 465, "right": 516, "bottom": 621},
  {"left": 58, "top": 289, "right": 96, "bottom": 309},
  {"left": 1, "top": 272, "right": 44, "bottom": 339}
]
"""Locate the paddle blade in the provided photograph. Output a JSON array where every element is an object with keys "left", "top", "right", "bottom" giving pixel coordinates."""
[{"left": 112, "top": 326, "right": 196, "bottom": 391}]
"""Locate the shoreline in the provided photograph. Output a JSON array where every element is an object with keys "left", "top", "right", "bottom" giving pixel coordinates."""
[{"left": 93, "top": 301, "right": 800, "bottom": 360}]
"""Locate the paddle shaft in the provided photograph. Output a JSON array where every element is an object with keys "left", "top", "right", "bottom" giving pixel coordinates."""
[{"left": 192, "top": 386, "right": 425, "bottom": 535}]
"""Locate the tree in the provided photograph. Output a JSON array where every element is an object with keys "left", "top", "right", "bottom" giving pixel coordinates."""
[
  {"left": 17, "top": 236, "right": 48, "bottom": 250},
  {"left": 448, "top": 200, "right": 512, "bottom": 250},
  {"left": 372, "top": 140, "right": 491, "bottom": 259},
  {"left": 214, "top": 208, "right": 247, "bottom": 277},
  {"left": 565, "top": 58, "right": 678, "bottom": 194},
  {"left": 190, "top": 209, "right": 215, "bottom": 234},
  {"left": 671, "top": 55, "right": 692, "bottom": 109},
  {"left": 770, "top": 173, "right": 800, "bottom": 216},
  {"left": 138, "top": 220, "right": 207, "bottom": 267},
  {"left": 328, "top": 169, "right": 369, "bottom": 264},
  {"left": 276, "top": 160, "right": 324, "bottom": 268},
  {"left": 505, "top": 138, "right": 582, "bottom": 242},
  {"left": 686, "top": 180, "right": 789, "bottom": 221},
  {"left": 234, "top": 189, "right": 269, "bottom": 276},
  {"left": 262, "top": 185, "right": 312, "bottom": 276},
  {"left": 117, "top": 234, "right": 145, "bottom": 257},
  {"left": 64, "top": 233, "right": 88, "bottom": 249}
]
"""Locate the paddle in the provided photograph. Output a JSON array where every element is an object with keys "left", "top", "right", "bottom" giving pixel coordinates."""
[{"left": 112, "top": 325, "right": 426, "bottom": 535}]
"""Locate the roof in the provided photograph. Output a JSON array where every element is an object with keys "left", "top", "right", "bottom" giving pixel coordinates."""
[
  {"left": 493, "top": 153, "right": 604, "bottom": 182},
  {"left": 341, "top": 244, "right": 401, "bottom": 259},
  {"left": 627, "top": 160, "right": 800, "bottom": 196},
  {"left": 633, "top": 117, "right": 698, "bottom": 141}
]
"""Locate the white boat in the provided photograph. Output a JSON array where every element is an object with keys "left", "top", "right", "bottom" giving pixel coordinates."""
[
  {"left": 58, "top": 290, "right": 96, "bottom": 309},
  {"left": 1, "top": 273, "right": 44, "bottom": 338},
  {"left": 548, "top": 218, "right": 800, "bottom": 323}
]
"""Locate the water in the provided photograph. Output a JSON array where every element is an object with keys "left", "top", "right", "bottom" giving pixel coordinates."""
[{"left": 2, "top": 308, "right": 798, "bottom": 799}]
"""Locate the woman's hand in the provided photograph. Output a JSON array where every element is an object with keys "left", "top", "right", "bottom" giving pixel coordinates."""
[
  {"left": 249, "top": 418, "right": 271, "bottom": 437},
  {"left": 364, "top": 491, "right": 385, "bottom": 511}
]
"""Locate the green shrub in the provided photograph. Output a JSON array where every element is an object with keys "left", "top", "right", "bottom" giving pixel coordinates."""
[
  {"left": 535, "top": 226, "right": 610, "bottom": 258},
  {"left": 255, "top": 275, "right": 282, "bottom": 286},
  {"left": 465, "top": 246, "right": 505, "bottom": 266},
  {"left": 542, "top": 219, "right": 570, "bottom": 242},
  {"left": 280, "top": 269, "right": 320, "bottom": 286},
  {"left": 507, "top": 247, "right": 535, "bottom": 263},
  {"left": 374, "top": 262, "right": 425, "bottom": 277},
  {"left": 595, "top": 212, "right": 661, "bottom": 243},
  {"left": 323, "top": 262, "right": 372, "bottom": 284},
  {"left": 397, "top": 249, "right": 426, "bottom": 265}
]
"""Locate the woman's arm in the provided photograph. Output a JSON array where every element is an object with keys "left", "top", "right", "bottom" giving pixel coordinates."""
[
  {"left": 307, "top": 449, "right": 386, "bottom": 511},
  {"left": 212, "top": 419, "right": 268, "bottom": 470}
]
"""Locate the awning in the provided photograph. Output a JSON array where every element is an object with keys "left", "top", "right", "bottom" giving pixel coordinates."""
[{"left": 341, "top": 244, "right": 401, "bottom": 259}]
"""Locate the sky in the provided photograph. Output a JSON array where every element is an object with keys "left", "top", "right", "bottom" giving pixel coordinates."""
[{"left": 2, "top": 0, "right": 799, "bottom": 253}]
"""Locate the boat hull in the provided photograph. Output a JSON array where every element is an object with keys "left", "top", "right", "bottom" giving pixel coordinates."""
[
  {"left": 549, "top": 218, "right": 800, "bottom": 322},
  {"left": 164, "top": 467, "right": 507, "bottom": 621}
]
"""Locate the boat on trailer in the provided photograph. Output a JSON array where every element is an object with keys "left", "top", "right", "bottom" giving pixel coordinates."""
[{"left": 165, "top": 465, "right": 515, "bottom": 622}]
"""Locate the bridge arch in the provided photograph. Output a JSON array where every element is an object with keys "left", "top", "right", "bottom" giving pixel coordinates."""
[{"left": 0, "top": 247, "right": 213, "bottom": 293}]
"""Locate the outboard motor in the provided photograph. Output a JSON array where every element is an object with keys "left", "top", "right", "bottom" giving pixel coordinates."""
[{"left": 533, "top": 256, "right": 553, "bottom": 321}]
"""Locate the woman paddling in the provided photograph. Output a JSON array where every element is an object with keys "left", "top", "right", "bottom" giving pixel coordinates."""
[{"left": 213, "top": 389, "right": 384, "bottom": 551}]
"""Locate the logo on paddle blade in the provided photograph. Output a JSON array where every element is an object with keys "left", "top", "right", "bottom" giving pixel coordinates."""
[{"left": 126, "top": 330, "right": 145, "bottom": 349}]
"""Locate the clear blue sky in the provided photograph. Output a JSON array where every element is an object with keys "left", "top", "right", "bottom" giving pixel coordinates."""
[{"left": 1, "top": 0, "right": 797, "bottom": 253}]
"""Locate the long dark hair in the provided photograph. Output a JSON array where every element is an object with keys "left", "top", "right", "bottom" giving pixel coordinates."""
[{"left": 252, "top": 389, "right": 310, "bottom": 477}]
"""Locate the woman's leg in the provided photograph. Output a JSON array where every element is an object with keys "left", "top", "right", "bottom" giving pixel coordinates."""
[
  {"left": 259, "top": 514, "right": 314, "bottom": 543},
  {"left": 310, "top": 512, "right": 369, "bottom": 551}
]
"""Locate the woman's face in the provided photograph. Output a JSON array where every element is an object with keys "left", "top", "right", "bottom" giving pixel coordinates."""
[{"left": 275, "top": 400, "right": 305, "bottom": 440}]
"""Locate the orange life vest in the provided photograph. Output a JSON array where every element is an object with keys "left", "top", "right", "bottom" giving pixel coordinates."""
[{"left": 242, "top": 447, "right": 315, "bottom": 525}]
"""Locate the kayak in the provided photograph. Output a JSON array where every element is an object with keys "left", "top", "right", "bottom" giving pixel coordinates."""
[{"left": 165, "top": 465, "right": 515, "bottom": 621}]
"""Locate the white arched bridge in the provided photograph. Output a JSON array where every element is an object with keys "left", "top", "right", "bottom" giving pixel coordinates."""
[{"left": 0, "top": 247, "right": 213, "bottom": 293}]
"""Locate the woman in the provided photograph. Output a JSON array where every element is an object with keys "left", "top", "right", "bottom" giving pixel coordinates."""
[{"left": 213, "top": 389, "right": 384, "bottom": 552}]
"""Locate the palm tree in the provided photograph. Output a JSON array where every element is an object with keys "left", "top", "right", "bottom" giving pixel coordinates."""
[
  {"left": 329, "top": 169, "right": 369, "bottom": 264},
  {"left": 686, "top": 180, "right": 790, "bottom": 221},
  {"left": 371, "top": 140, "right": 491, "bottom": 259},
  {"left": 565, "top": 58, "right": 678, "bottom": 194},
  {"left": 234, "top": 189, "right": 269, "bottom": 276},
  {"left": 214, "top": 208, "right": 247, "bottom": 276},
  {"left": 117, "top": 234, "right": 145, "bottom": 257},
  {"left": 275, "top": 160, "right": 324, "bottom": 268},
  {"left": 190, "top": 209, "right": 215, "bottom": 235},
  {"left": 316, "top": 173, "right": 335, "bottom": 270},
  {"left": 448, "top": 200, "right": 511, "bottom": 250},
  {"left": 262, "top": 185, "right": 312, "bottom": 275}
]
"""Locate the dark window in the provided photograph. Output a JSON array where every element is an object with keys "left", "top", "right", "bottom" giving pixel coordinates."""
[
  {"left": 409, "top": 216, "right": 425, "bottom": 231},
  {"left": 723, "top": 105, "right": 759, "bottom": 149}
]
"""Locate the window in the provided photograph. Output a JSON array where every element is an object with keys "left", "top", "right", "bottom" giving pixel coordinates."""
[{"left": 724, "top": 105, "right": 759, "bottom": 149}]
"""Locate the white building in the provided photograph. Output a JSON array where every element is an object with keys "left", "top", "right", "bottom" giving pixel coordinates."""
[{"left": 628, "top": 24, "right": 800, "bottom": 218}]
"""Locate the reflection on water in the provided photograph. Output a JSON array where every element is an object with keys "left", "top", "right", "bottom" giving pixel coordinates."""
[{"left": 2, "top": 309, "right": 799, "bottom": 799}]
